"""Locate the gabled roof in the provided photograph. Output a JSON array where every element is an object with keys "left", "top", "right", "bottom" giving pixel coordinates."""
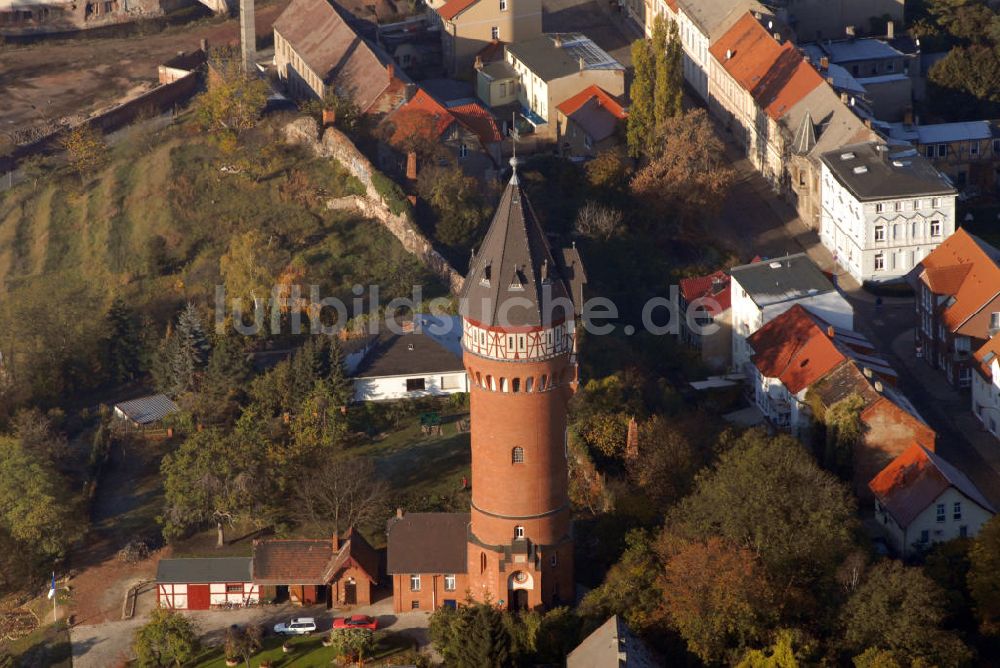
[
  {"left": 567, "top": 615, "right": 659, "bottom": 668},
  {"left": 917, "top": 229, "right": 1000, "bottom": 333},
  {"left": 709, "top": 13, "right": 822, "bottom": 121},
  {"left": 352, "top": 328, "right": 464, "bottom": 378},
  {"left": 114, "top": 394, "right": 179, "bottom": 425},
  {"left": 782, "top": 83, "right": 874, "bottom": 161},
  {"left": 386, "top": 512, "right": 470, "bottom": 574},
  {"left": 974, "top": 335, "right": 1000, "bottom": 380},
  {"left": 556, "top": 85, "right": 627, "bottom": 143},
  {"left": 676, "top": 0, "right": 765, "bottom": 41},
  {"left": 679, "top": 270, "right": 731, "bottom": 311},
  {"left": 157, "top": 557, "right": 252, "bottom": 584},
  {"left": 748, "top": 304, "right": 846, "bottom": 394},
  {"left": 273, "top": 0, "right": 399, "bottom": 113},
  {"left": 869, "top": 443, "right": 995, "bottom": 528},
  {"left": 459, "top": 162, "right": 575, "bottom": 328},
  {"left": 436, "top": 0, "right": 477, "bottom": 20},
  {"left": 383, "top": 88, "right": 500, "bottom": 150},
  {"left": 252, "top": 529, "right": 379, "bottom": 585}
]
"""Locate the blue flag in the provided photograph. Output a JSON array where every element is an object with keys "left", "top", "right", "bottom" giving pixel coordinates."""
[{"left": 47, "top": 573, "right": 56, "bottom": 600}]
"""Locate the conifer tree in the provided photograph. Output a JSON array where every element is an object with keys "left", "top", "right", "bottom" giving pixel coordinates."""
[
  {"left": 627, "top": 38, "right": 656, "bottom": 158},
  {"left": 102, "top": 297, "right": 143, "bottom": 385},
  {"left": 665, "top": 19, "right": 685, "bottom": 118},
  {"left": 168, "top": 304, "right": 211, "bottom": 396}
]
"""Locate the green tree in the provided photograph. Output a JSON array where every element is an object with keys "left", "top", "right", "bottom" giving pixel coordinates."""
[
  {"left": 288, "top": 380, "right": 349, "bottom": 461},
  {"left": 0, "top": 436, "right": 79, "bottom": 593},
  {"left": 417, "top": 164, "right": 488, "bottom": 249},
  {"left": 969, "top": 514, "right": 1000, "bottom": 634},
  {"left": 101, "top": 297, "right": 144, "bottom": 385},
  {"left": 328, "top": 628, "right": 379, "bottom": 666},
  {"left": 737, "top": 629, "right": 815, "bottom": 668},
  {"left": 841, "top": 560, "right": 971, "bottom": 666},
  {"left": 579, "top": 529, "right": 664, "bottom": 635},
  {"left": 160, "top": 428, "right": 274, "bottom": 546},
  {"left": 651, "top": 16, "right": 683, "bottom": 127},
  {"left": 196, "top": 333, "right": 251, "bottom": 425},
  {"left": 220, "top": 230, "right": 281, "bottom": 313},
  {"left": 133, "top": 608, "right": 200, "bottom": 667},
  {"left": 822, "top": 393, "right": 865, "bottom": 478},
  {"left": 667, "top": 429, "right": 859, "bottom": 621},
  {"left": 627, "top": 38, "right": 655, "bottom": 158},
  {"left": 168, "top": 304, "right": 212, "bottom": 397},
  {"left": 430, "top": 603, "right": 514, "bottom": 668},
  {"left": 196, "top": 50, "right": 268, "bottom": 136}
]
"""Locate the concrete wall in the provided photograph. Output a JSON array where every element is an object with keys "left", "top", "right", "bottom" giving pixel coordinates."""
[{"left": 284, "top": 118, "right": 464, "bottom": 294}]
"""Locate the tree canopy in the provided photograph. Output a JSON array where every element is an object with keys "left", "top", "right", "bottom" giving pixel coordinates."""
[{"left": 133, "top": 608, "right": 200, "bottom": 668}]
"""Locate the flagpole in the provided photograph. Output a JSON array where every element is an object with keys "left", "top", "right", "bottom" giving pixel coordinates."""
[{"left": 51, "top": 571, "right": 57, "bottom": 624}]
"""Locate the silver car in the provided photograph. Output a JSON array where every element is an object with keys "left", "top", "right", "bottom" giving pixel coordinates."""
[{"left": 273, "top": 617, "right": 317, "bottom": 635}]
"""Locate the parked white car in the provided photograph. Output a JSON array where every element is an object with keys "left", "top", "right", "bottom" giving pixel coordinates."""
[{"left": 273, "top": 617, "right": 317, "bottom": 635}]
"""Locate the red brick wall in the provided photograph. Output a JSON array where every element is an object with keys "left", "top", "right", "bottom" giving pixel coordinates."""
[
  {"left": 331, "top": 566, "right": 373, "bottom": 607},
  {"left": 391, "top": 573, "right": 468, "bottom": 613}
]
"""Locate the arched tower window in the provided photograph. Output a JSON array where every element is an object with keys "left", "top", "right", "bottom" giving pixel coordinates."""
[
  {"left": 525, "top": 377, "right": 534, "bottom": 392},
  {"left": 486, "top": 375, "right": 494, "bottom": 391},
  {"left": 475, "top": 371, "right": 482, "bottom": 386},
  {"left": 512, "top": 447, "right": 524, "bottom": 464},
  {"left": 480, "top": 552, "right": 487, "bottom": 573},
  {"left": 499, "top": 377, "right": 508, "bottom": 392},
  {"left": 512, "top": 378, "right": 520, "bottom": 393},
  {"left": 540, "top": 374, "right": 548, "bottom": 390}
]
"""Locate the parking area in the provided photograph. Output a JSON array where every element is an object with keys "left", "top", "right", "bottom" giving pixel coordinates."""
[{"left": 69, "top": 593, "right": 433, "bottom": 668}]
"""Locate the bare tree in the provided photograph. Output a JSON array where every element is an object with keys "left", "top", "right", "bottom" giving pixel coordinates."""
[
  {"left": 294, "top": 456, "right": 389, "bottom": 533},
  {"left": 574, "top": 201, "right": 624, "bottom": 241}
]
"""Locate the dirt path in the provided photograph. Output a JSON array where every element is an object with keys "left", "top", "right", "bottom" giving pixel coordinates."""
[{"left": 0, "top": 0, "right": 289, "bottom": 140}]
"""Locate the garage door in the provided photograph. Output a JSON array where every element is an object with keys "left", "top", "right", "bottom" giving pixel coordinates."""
[{"left": 187, "top": 584, "right": 211, "bottom": 610}]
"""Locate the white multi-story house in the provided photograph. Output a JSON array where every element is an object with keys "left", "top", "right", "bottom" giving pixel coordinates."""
[
  {"left": 973, "top": 336, "right": 1000, "bottom": 440},
  {"left": 870, "top": 443, "right": 995, "bottom": 557},
  {"left": 819, "top": 142, "right": 957, "bottom": 283},
  {"left": 730, "top": 253, "right": 854, "bottom": 372}
]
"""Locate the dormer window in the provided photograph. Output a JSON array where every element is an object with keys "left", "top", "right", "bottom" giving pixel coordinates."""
[
  {"left": 480, "top": 264, "right": 491, "bottom": 287},
  {"left": 510, "top": 268, "right": 526, "bottom": 291}
]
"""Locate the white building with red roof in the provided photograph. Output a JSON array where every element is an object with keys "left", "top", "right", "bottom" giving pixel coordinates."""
[
  {"left": 555, "top": 85, "right": 628, "bottom": 160},
  {"left": 870, "top": 443, "right": 995, "bottom": 556},
  {"left": 679, "top": 269, "right": 732, "bottom": 371}
]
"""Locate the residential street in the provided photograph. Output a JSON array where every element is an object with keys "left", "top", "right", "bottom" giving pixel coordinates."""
[{"left": 708, "top": 128, "right": 1000, "bottom": 507}]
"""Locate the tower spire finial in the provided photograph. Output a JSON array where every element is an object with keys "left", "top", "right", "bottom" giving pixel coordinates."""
[{"left": 509, "top": 112, "right": 520, "bottom": 185}]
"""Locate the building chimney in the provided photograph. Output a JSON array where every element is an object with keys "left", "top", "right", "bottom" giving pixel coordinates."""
[
  {"left": 726, "top": 48, "right": 733, "bottom": 60},
  {"left": 845, "top": 25, "right": 856, "bottom": 38},
  {"left": 332, "top": 532, "right": 340, "bottom": 552},
  {"left": 474, "top": 55, "right": 483, "bottom": 70},
  {"left": 406, "top": 151, "right": 417, "bottom": 181},
  {"left": 773, "top": 32, "right": 781, "bottom": 43},
  {"left": 322, "top": 108, "right": 337, "bottom": 127},
  {"left": 387, "top": 62, "right": 395, "bottom": 80},
  {"left": 886, "top": 20, "right": 895, "bottom": 40},
  {"left": 827, "top": 325, "right": 835, "bottom": 338},
  {"left": 864, "top": 118, "right": 872, "bottom": 129},
  {"left": 579, "top": 56, "right": 585, "bottom": 71},
  {"left": 239, "top": 0, "right": 256, "bottom": 74},
  {"left": 396, "top": 507, "right": 404, "bottom": 519},
  {"left": 554, "top": 34, "right": 563, "bottom": 48},
  {"left": 820, "top": 56, "right": 829, "bottom": 70},
  {"left": 840, "top": 91, "right": 849, "bottom": 104}
]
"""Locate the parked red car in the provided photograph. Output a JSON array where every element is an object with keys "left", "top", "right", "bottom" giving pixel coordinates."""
[{"left": 333, "top": 614, "right": 378, "bottom": 630}]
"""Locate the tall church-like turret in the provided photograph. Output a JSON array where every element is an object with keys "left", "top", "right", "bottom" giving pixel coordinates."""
[{"left": 459, "top": 159, "right": 582, "bottom": 610}]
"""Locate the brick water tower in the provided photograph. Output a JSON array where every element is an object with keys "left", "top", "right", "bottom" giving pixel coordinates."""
[{"left": 459, "top": 158, "right": 583, "bottom": 610}]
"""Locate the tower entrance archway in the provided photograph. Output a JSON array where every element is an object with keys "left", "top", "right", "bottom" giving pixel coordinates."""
[{"left": 509, "top": 588, "right": 529, "bottom": 611}]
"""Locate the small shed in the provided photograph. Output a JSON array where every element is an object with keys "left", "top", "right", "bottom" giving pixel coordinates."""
[
  {"left": 113, "top": 394, "right": 179, "bottom": 431},
  {"left": 156, "top": 557, "right": 257, "bottom": 610}
]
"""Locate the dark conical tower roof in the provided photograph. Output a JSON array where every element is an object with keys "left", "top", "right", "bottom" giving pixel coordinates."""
[
  {"left": 460, "top": 160, "right": 572, "bottom": 328},
  {"left": 793, "top": 110, "right": 817, "bottom": 155}
]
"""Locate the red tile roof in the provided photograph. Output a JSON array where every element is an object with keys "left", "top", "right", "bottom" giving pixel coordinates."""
[
  {"left": 556, "top": 85, "right": 627, "bottom": 119},
  {"left": 384, "top": 89, "right": 501, "bottom": 150},
  {"left": 747, "top": 304, "right": 846, "bottom": 394},
  {"left": 437, "top": 0, "right": 477, "bottom": 20},
  {"left": 252, "top": 529, "right": 379, "bottom": 585},
  {"left": 475, "top": 39, "right": 506, "bottom": 64},
  {"left": 869, "top": 443, "right": 995, "bottom": 527},
  {"left": 974, "top": 335, "right": 1000, "bottom": 380},
  {"left": 709, "top": 13, "right": 823, "bottom": 121},
  {"left": 679, "top": 270, "right": 731, "bottom": 311},
  {"left": 918, "top": 228, "right": 1000, "bottom": 333}
]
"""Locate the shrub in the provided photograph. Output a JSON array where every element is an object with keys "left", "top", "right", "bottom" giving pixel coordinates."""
[{"left": 372, "top": 171, "right": 412, "bottom": 217}]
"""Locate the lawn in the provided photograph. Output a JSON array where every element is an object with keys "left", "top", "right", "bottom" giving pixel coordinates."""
[
  {"left": 2, "top": 620, "right": 72, "bottom": 668},
  {"left": 191, "top": 631, "right": 413, "bottom": 667}
]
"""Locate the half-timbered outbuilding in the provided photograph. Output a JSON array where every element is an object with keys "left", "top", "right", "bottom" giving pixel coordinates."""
[{"left": 156, "top": 557, "right": 257, "bottom": 610}]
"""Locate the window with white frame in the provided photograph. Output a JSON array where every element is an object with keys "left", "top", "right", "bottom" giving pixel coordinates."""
[
  {"left": 875, "top": 202, "right": 884, "bottom": 213},
  {"left": 932, "top": 197, "right": 940, "bottom": 207},
  {"left": 514, "top": 526, "right": 525, "bottom": 539},
  {"left": 954, "top": 501, "right": 962, "bottom": 520},
  {"left": 990, "top": 312, "right": 999, "bottom": 331},
  {"left": 444, "top": 574, "right": 456, "bottom": 591},
  {"left": 894, "top": 201, "right": 902, "bottom": 212},
  {"left": 459, "top": 143, "right": 468, "bottom": 159},
  {"left": 875, "top": 225, "right": 886, "bottom": 242},
  {"left": 913, "top": 199, "right": 921, "bottom": 209},
  {"left": 512, "top": 446, "right": 524, "bottom": 464},
  {"left": 931, "top": 220, "right": 942, "bottom": 236},
  {"left": 874, "top": 253, "right": 885, "bottom": 271},
  {"left": 971, "top": 142, "right": 979, "bottom": 156},
  {"left": 410, "top": 575, "right": 421, "bottom": 591},
  {"left": 937, "top": 144, "right": 947, "bottom": 158},
  {"left": 500, "top": 0, "right": 507, "bottom": 9},
  {"left": 491, "top": 26, "right": 499, "bottom": 40},
  {"left": 937, "top": 503, "right": 946, "bottom": 522}
]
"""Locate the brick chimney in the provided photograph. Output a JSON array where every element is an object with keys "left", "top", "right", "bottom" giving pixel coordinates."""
[
  {"left": 827, "top": 325, "right": 835, "bottom": 338},
  {"left": 405, "top": 151, "right": 417, "bottom": 181},
  {"left": 887, "top": 20, "right": 895, "bottom": 40},
  {"left": 396, "top": 507, "right": 404, "bottom": 519},
  {"left": 332, "top": 532, "right": 340, "bottom": 552},
  {"left": 820, "top": 56, "right": 829, "bottom": 70}
]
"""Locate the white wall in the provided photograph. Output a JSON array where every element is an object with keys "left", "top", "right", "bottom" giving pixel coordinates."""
[
  {"left": 972, "top": 360, "right": 1000, "bottom": 440},
  {"left": 677, "top": 9, "right": 710, "bottom": 101},
  {"left": 731, "top": 278, "right": 854, "bottom": 373},
  {"left": 353, "top": 371, "right": 469, "bottom": 402},
  {"left": 876, "top": 487, "right": 994, "bottom": 556},
  {"left": 751, "top": 367, "right": 810, "bottom": 435},
  {"left": 507, "top": 51, "right": 548, "bottom": 122},
  {"left": 820, "top": 162, "right": 957, "bottom": 283},
  {"left": 210, "top": 582, "right": 259, "bottom": 606}
]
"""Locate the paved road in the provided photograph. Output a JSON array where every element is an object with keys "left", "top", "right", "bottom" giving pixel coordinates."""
[
  {"left": 70, "top": 594, "right": 433, "bottom": 668},
  {"left": 705, "top": 117, "right": 1000, "bottom": 507}
]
